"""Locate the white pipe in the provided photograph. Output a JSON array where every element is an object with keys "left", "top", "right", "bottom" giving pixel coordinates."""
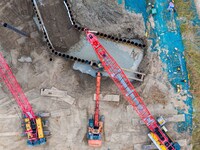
[
  {"left": 63, "top": 1, "right": 74, "bottom": 25},
  {"left": 33, "top": 0, "right": 54, "bottom": 48}
]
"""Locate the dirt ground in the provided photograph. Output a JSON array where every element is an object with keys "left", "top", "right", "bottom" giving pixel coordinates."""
[
  {"left": 0, "top": 0, "right": 190, "bottom": 150},
  {"left": 38, "top": 0, "right": 80, "bottom": 52},
  {"left": 38, "top": 0, "right": 146, "bottom": 52},
  {"left": 69, "top": 0, "right": 146, "bottom": 39}
]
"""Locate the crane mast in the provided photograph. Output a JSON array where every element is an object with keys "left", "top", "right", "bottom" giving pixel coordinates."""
[
  {"left": 94, "top": 72, "right": 101, "bottom": 127},
  {"left": 0, "top": 53, "right": 35, "bottom": 119},
  {"left": 85, "top": 30, "right": 180, "bottom": 150},
  {"left": 0, "top": 53, "right": 46, "bottom": 146}
]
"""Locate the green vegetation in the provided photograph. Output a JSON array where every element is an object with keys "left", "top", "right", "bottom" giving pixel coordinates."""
[{"left": 175, "top": 0, "right": 200, "bottom": 149}]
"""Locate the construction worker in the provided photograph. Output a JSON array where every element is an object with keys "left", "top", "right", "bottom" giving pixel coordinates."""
[
  {"left": 167, "top": 1, "right": 176, "bottom": 12},
  {"left": 181, "top": 79, "right": 187, "bottom": 83}
]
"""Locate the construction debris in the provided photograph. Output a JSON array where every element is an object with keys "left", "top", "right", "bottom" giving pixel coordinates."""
[
  {"left": 18, "top": 56, "right": 32, "bottom": 63},
  {"left": 41, "top": 87, "right": 75, "bottom": 105},
  {"left": 41, "top": 87, "right": 68, "bottom": 98}
]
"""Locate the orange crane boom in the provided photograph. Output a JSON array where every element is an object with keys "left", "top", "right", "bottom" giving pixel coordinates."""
[
  {"left": 85, "top": 30, "right": 180, "bottom": 150},
  {"left": 87, "top": 72, "right": 104, "bottom": 147},
  {"left": 94, "top": 72, "right": 101, "bottom": 127}
]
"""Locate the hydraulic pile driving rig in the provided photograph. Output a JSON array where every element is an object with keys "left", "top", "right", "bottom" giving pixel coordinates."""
[
  {"left": 87, "top": 72, "right": 104, "bottom": 147},
  {"left": 85, "top": 30, "right": 181, "bottom": 150},
  {"left": 0, "top": 53, "right": 46, "bottom": 146}
]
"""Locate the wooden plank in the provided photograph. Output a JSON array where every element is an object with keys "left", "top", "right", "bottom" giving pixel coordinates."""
[
  {"left": 41, "top": 87, "right": 68, "bottom": 98},
  {"left": 94, "top": 94, "right": 120, "bottom": 102},
  {"left": 0, "top": 132, "right": 20, "bottom": 136}
]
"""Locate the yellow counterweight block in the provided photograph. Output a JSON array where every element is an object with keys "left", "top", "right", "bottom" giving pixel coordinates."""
[
  {"left": 36, "top": 117, "right": 44, "bottom": 139},
  {"left": 24, "top": 118, "right": 32, "bottom": 139},
  {"left": 149, "top": 132, "right": 167, "bottom": 150}
]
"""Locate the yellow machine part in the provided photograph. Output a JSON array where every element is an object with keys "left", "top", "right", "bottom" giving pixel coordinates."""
[
  {"left": 36, "top": 117, "right": 44, "bottom": 139},
  {"left": 149, "top": 132, "right": 167, "bottom": 150},
  {"left": 24, "top": 118, "right": 32, "bottom": 139}
]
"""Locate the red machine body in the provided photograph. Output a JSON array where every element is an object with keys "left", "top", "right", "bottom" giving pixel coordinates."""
[{"left": 85, "top": 31, "right": 179, "bottom": 150}]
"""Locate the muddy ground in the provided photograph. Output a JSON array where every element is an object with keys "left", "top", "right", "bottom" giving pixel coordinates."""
[
  {"left": 38, "top": 0, "right": 146, "bottom": 52},
  {"left": 0, "top": 0, "right": 190, "bottom": 149}
]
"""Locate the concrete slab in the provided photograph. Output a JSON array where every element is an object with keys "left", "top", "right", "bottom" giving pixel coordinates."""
[
  {"left": 71, "top": 36, "right": 143, "bottom": 78},
  {"left": 94, "top": 94, "right": 120, "bottom": 102}
]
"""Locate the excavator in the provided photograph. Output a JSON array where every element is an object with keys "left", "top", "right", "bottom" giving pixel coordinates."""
[
  {"left": 0, "top": 53, "right": 47, "bottom": 146},
  {"left": 87, "top": 72, "right": 104, "bottom": 147},
  {"left": 85, "top": 29, "right": 181, "bottom": 150}
]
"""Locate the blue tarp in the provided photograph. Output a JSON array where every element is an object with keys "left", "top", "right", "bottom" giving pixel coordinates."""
[
  {"left": 117, "top": 0, "right": 194, "bottom": 133},
  {"left": 154, "top": 0, "right": 192, "bottom": 132},
  {"left": 117, "top": 0, "right": 147, "bottom": 19}
]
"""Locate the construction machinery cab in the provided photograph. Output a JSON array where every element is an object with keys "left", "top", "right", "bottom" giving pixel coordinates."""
[
  {"left": 87, "top": 115, "right": 104, "bottom": 147},
  {"left": 89, "top": 34, "right": 93, "bottom": 39}
]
